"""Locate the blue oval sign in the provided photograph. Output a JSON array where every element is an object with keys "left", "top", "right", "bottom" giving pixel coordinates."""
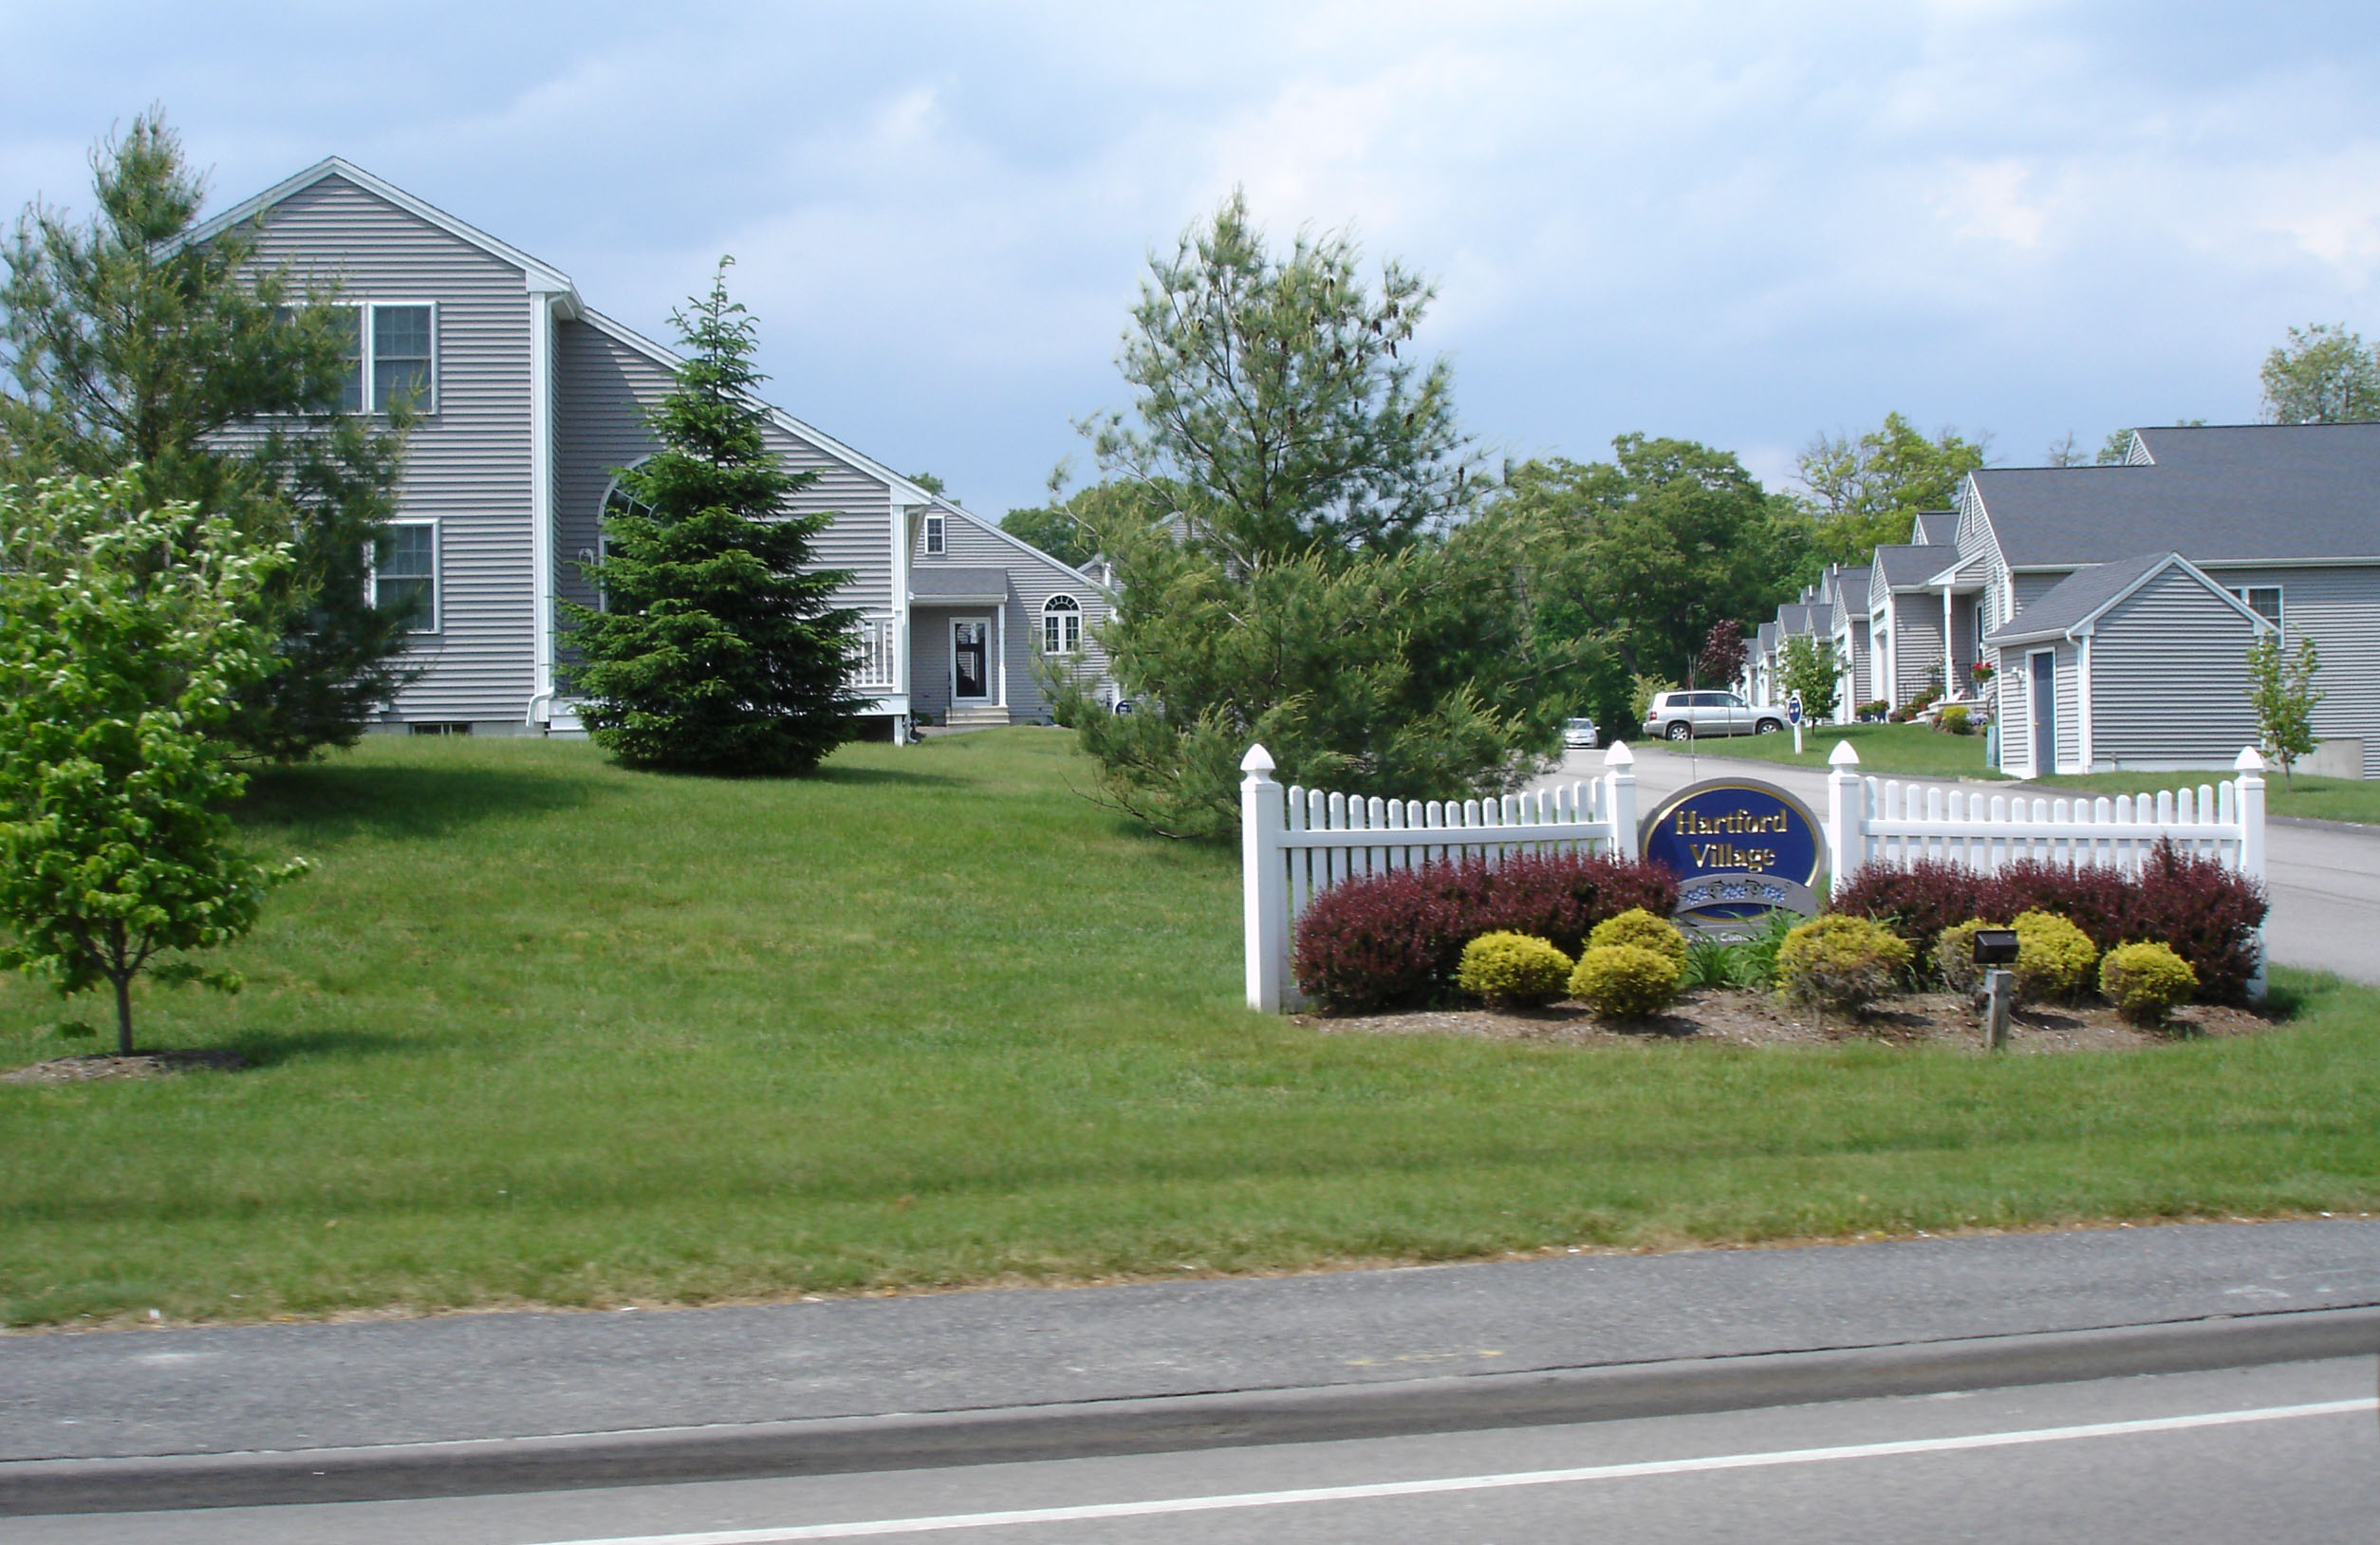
[{"left": 1639, "top": 778, "right": 1826, "bottom": 890}]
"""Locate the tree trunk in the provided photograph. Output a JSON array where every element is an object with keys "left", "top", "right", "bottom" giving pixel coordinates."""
[{"left": 112, "top": 975, "right": 135, "bottom": 1057}]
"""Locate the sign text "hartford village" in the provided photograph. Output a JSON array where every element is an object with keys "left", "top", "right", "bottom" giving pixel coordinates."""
[{"left": 1671, "top": 805, "right": 1791, "bottom": 872}]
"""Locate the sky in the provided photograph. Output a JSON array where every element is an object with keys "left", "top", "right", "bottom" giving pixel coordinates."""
[{"left": 7, "top": 1, "right": 2380, "bottom": 514}]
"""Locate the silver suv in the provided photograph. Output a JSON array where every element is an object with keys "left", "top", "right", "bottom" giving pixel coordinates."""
[{"left": 1642, "top": 691, "right": 1788, "bottom": 741}]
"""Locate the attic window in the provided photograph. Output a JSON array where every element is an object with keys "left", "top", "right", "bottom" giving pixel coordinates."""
[
  {"left": 2227, "top": 586, "right": 2283, "bottom": 633},
  {"left": 923, "top": 514, "right": 945, "bottom": 556}
]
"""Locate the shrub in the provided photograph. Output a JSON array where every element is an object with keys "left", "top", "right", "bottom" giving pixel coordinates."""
[
  {"left": 1292, "top": 853, "right": 1680, "bottom": 1012},
  {"left": 1834, "top": 861, "right": 2005, "bottom": 968},
  {"left": 1587, "top": 907, "right": 1688, "bottom": 970},
  {"left": 1932, "top": 919, "right": 1999, "bottom": 996},
  {"left": 1680, "top": 909, "right": 1796, "bottom": 991},
  {"left": 1776, "top": 914, "right": 1911, "bottom": 1015},
  {"left": 1570, "top": 944, "right": 1682, "bottom": 1019},
  {"left": 1456, "top": 932, "right": 1575, "bottom": 1009},
  {"left": 2127, "top": 845, "right": 2267, "bottom": 1005},
  {"left": 1858, "top": 699, "right": 1889, "bottom": 721},
  {"left": 2010, "top": 910, "right": 2096, "bottom": 1003},
  {"left": 2099, "top": 941, "right": 2198, "bottom": 1027},
  {"left": 1936, "top": 705, "right": 1972, "bottom": 735}
]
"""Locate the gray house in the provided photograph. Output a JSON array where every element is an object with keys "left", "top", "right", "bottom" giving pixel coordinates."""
[
  {"left": 1943, "top": 424, "right": 2380, "bottom": 777},
  {"left": 190, "top": 157, "right": 1110, "bottom": 740}
]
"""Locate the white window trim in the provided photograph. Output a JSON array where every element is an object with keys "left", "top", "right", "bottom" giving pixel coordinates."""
[
  {"left": 923, "top": 513, "right": 946, "bottom": 556},
  {"left": 1041, "top": 593, "right": 1084, "bottom": 655},
  {"left": 325, "top": 300, "right": 440, "bottom": 417},
  {"left": 367, "top": 518, "right": 442, "bottom": 634},
  {"left": 2225, "top": 586, "right": 2284, "bottom": 635}
]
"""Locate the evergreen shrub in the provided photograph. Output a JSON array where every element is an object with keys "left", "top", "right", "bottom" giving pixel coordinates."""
[
  {"left": 1587, "top": 907, "right": 1688, "bottom": 970},
  {"left": 1455, "top": 932, "right": 1575, "bottom": 1008},
  {"left": 2098, "top": 941, "right": 2198, "bottom": 1027},
  {"left": 1569, "top": 944, "right": 1682, "bottom": 1019},
  {"left": 2010, "top": 910, "right": 2097, "bottom": 1003},
  {"left": 1776, "top": 914, "right": 1911, "bottom": 1015}
]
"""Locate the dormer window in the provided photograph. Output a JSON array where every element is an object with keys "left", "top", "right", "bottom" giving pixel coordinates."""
[{"left": 923, "top": 514, "right": 945, "bottom": 555}]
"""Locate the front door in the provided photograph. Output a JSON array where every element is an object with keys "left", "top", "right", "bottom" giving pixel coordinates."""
[
  {"left": 2029, "top": 650, "right": 2055, "bottom": 775},
  {"left": 952, "top": 619, "right": 990, "bottom": 701}
]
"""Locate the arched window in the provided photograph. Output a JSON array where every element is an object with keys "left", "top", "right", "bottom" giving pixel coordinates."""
[{"left": 1042, "top": 593, "right": 1083, "bottom": 655}]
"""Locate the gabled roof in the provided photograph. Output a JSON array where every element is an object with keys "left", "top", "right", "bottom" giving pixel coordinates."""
[
  {"left": 182, "top": 157, "right": 578, "bottom": 297},
  {"left": 1970, "top": 423, "right": 2380, "bottom": 568},
  {"left": 1831, "top": 568, "right": 1869, "bottom": 616},
  {"left": 1756, "top": 621, "right": 1778, "bottom": 651},
  {"left": 1911, "top": 511, "right": 1957, "bottom": 545},
  {"left": 1870, "top": 543, "right": 1942, "bottom": 590},
  {"left": 1985, "top": 550, "right": 2270, "bottom": 646}
]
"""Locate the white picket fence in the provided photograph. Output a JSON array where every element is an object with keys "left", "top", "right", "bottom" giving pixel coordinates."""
[
  {"left": 1240, "top": 737, "right": 2273, "bottom": 1012},
  {"left": 1238, "top": 742, "right": 1640, "bottom": 1012}
]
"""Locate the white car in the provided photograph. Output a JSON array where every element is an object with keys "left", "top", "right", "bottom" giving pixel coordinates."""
[
  {"left": 1563, "top": 717, "right": 1599, "bottom": 749},
  {"left": 1641, "top": 691, "right": 1788, "bottom": 741}
]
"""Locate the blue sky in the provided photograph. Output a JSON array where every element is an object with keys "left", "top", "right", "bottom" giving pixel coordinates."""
[{"left": 8, "top": 1, "right": 2380, "bottom": 514}]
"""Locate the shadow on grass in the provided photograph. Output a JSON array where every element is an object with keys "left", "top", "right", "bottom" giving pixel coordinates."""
[
  {"left": 219, "top": 1025, "right": 420, "bottom": 1067},
  {"left": 808, "top": 764, "right": 969, "bottom": 790},
  {"left": 237, "top": 763, "right": 590, "bottom": 840}
]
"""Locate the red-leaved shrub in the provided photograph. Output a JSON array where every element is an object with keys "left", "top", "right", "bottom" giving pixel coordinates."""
[
  {"left": 1833, "top": 842, "right": 2267, "bottom": 1004},
  {"left": 1292, "top": 853, "right": 1678, "bottom": 1012}
]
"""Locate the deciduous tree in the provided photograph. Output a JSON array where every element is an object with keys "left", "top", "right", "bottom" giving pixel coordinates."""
[
  {"left": 2259, "top": 324, "right": 2380, "bottom": 423},
  {"left": 1777, "top": 634, "right": 1841, "bottom": 723},
  {"left": 1792, "top": 412, "right": 1987, "bottom": 568},
  {"left": 565, "top": 261, "right": 865, "bottom": 775},
  {"left": 2245, "top": 632, "right": 2323, "bottom": 789},
  {"left": 0, "top": 474, "right": 307, "bottom": 1054}
]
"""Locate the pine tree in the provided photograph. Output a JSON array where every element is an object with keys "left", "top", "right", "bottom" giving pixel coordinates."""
[
  {"left": 0, "top": 110, "right": 417, "bottom": 759},
  {"left": 565, "top": 261, "right": 865, "bottom": 774}
]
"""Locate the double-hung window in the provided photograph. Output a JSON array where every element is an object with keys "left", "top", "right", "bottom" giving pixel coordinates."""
[
  {"left": 1042, "top": 594, "right": 1082, "bottom": 654},
  {"left": 372, "top": 522, "right": 439, "bottom": 632},
  {"left": 325, "top": 303, "right": 437, "bottom": 413},
  {"left": 923, "top": 513, "right": 946, "bottom": 555},
  {"left": 2226, "top": 586, "right": 2283, "bottom": 636}
]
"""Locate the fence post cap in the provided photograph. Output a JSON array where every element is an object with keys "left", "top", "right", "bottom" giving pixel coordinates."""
[
  {"left": 1604, "top": 740, "right": 1635, "bottom": 767},
  {"left": 1828, "top": 739, "right": 1862, "bottom": 768},
  {"left": 1240, "top": 744, "right": 1276, "bottom": 775},
  {"left": 2233, "top": 746, "right": 2265, "bottom": 772}
]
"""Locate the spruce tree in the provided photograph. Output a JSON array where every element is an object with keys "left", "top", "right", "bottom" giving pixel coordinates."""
[
  {"left": 0, "top": 111, "right": 417, "bottom": 759},
  {"left": 565, "top": 261, "right": 865, "bottom": 774}
]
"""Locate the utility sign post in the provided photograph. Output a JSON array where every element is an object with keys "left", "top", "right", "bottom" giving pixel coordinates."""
[{"left": 1788, "top": 693, "right": 1804, "bottom": 755}]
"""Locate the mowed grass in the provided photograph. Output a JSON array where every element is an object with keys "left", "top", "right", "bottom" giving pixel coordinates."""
[
  {"left": 3, "top": 730, "right": 2377, "bottom": 1327},
  {"left": 1656, "top": 721, "right": 2008, "bottom": 778},
  {"left": 2036, "top": 767, "right": 2380, "bottom": 827}
]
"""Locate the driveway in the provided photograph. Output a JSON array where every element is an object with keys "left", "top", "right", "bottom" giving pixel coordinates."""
[{"left": 1543, "top": 743, "right": 2380, "bottom": 986}]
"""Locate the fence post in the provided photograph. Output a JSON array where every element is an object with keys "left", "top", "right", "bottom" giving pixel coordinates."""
[
  {"left": 1241, "top": 744, "right": 1287, "bottom": 1012},
  {"left": 2235, "top": 745, "right": 2268, "bottom": 1002},
  {"left": 1603, "top": 741, "right": 1638, "bottom": 855},
  {"left": 1826, "top": 739, "right": 1863, "bottom": 899}
]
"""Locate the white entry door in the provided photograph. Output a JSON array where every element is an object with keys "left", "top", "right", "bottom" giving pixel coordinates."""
[{"left": 951, "top": 618, "right": 992, "bottom": 701}]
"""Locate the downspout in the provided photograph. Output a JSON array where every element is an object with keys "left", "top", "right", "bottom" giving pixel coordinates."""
[
  {"left": 2074, "top": 628, "right": 2095, "bottom": 772},
  {"left": 525, "top": 284, "right": 561, "bottom": 726}
]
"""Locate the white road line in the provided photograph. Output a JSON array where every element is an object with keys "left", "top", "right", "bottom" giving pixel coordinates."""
[{"left": 524, "top": 1396, "right": 2378, "bottom": 1545}]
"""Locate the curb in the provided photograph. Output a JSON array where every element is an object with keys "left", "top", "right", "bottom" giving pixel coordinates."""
[
  {"left": 6, "top": 1305, "right": 2373, "bottom": 1517},
  {"left": 2270, "top": 813, "right": 2380, "bottom": 836}
]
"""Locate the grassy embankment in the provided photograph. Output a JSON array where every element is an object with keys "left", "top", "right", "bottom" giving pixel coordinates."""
[{"left": 4, "top": 730, "right": 2376, "bottom": 1327}]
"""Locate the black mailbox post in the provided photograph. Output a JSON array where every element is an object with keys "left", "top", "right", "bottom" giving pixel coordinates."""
[
  {"left": 1973, "top": 928, "right": 2019, "bottom": 967},
  {"left": 1973, "top": 928, "right": 2019, "bottom": 1048}
]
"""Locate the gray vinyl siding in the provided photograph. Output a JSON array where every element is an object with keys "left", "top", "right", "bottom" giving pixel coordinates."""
[
  {"left": 2055, "top": 641, "right": 2083, "bottom": 772},
  {"left": 2087, "top": 568, "right": 2264, "bottom": 767},
  {"left": 2011, "top": 570, "right": 2068, "bottom": 615},
  {"left": 2195, "top": 564, "right": 2380, "bottom": 776},
  {"left": 911, "top": 510, "right": 1109, "bottom": 721},
  {"left": 238, "top": 173, "right": 537, "bottom": 723},
  {"left": 2001, "top": 649, "right": 2036, "bottom": 773},
  {"left": 1887, "top": 595, "right": 1943, "bottom": 704}
]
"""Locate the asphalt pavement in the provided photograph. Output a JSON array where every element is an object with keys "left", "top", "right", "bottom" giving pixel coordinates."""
[{"left": 1549, "top": 742, "right": 2380, "bottom": 986}]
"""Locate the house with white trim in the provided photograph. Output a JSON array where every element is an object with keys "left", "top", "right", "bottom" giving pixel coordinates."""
[
  {"left": 1937, "top": 424, "right": 2380, "bottom": 778},
  {"left": 191, "top": 158, "right": 1109, "bottom": 740}
]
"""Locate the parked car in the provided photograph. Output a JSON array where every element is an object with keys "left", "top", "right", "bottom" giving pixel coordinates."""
[
  {"left": 1642, "top": 691, "right": 1788, "bottom": 741},
  {"left": 1563, "top": 717, "right": 1599, "bottom": 749}
]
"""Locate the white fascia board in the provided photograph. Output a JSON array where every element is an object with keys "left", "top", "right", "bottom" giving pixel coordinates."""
[
  {"left": 2186, "top": 554, "right": 2380, "bottom": 569},
  {"left": 182, "top": 158, "right": 579, "bottom": 298}
]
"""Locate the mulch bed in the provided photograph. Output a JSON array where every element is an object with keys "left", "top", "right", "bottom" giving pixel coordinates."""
[
  {"left": 3, "top": 1049, "right": 250, "bottom": 1085},
  {"left": 1296, "top": 989, "right": 2280, "bottom": 1052}
]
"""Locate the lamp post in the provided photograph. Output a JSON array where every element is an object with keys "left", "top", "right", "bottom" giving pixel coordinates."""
[{"left": 1973, "top": 927, "right": 2019, "bottom": 1050}]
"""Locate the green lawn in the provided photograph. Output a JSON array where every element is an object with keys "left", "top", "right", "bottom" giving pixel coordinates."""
[
  {"left": 1651, "top": 721, "right": 2008, "bottom": 779},
  {"left": 4, "top": 730, "right": 2375, "bottom": 1327},
  {"left": 2035, "top": 768, "right": 2380, "bottom": 827}
]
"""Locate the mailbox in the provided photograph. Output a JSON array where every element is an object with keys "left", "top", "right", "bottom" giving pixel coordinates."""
[{"left": 1972, "top": 928, "right": 2020, "bottom": 967}]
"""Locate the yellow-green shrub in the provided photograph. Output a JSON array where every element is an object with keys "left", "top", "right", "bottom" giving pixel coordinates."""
[
  {"left": 2098, "top": 941, "right": 2197, "bottom": 1027},
  {"left": 1933, "top": 918, "right": 2000, "bottom": 995},
  {"left": 1569, "top": 943, "right": 1682, "bottom": 1019},
  {"left": 2011, "top": 909, "right": 2096, "bottom": 1003},
  {"left": 1776, "top": 914, "right": 1912, "bottom": 1014},
  {"left": 1587, "top": 907, "right": 1689, "bottom": 970},
  {"left": 1455, "top": 931, "right": 1575, "bottom": 1009}
]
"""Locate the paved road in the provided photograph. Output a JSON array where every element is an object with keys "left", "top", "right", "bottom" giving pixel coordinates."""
[
  {"left": 14, "top": 1358, "right": 2374, "bottom": 1542},
  {"left": 1550, "top": 742, "right": 2380, "bottom": 985}
]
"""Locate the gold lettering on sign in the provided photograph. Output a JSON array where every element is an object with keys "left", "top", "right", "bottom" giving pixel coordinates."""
[{"left": 1672, "top": 808, "right": 1792, "bottom": 836}]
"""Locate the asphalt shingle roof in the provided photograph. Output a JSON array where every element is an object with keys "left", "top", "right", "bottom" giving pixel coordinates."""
[
  {"left": 1973, "top": 423, "right": 2380, "bottom": 568},
  {"left": 1985, "top": 551, "right": 2212, "bottom": 644},
  {"left": 909, "top": 567, "right": 1010, "bottom": 599},
  {"left": 1871, "top": 544, "right": 1942, "bottom": 587},
  {"left": 1912, "top": 511, "right": 1958, "bottom": 545},
  {"left": 1831, "top": 569, "right": 1869, "bottom": 614}
]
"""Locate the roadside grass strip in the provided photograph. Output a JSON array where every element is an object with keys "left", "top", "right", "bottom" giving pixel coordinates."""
[
  {"left": 1646, "top": 722, "right": 2006, "bottom": 778},
  {"left": 5, "top": 732, "right": 2380, "bottom": 1325},
  {"left": 521, "top": 1398, "right": 2380, "bottom": 1543}
]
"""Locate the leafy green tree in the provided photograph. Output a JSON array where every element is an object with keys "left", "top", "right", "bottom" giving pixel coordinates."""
[
  {"left": 1792, "top": 412, "right": 1987, "bottom": 568},
  {"left": 0, "top": 110, "right": 417, "bottom": 759},
  {"left": 0, "top": 474, "right": 307, "bottom": 1055},
  {"left": 2244, "top": 632, "right": 2323, "bottom": 789},
  {"left": 2045, "top": 430, "right": 2137, "bottom": 467},
  {"left": 1494, "top": 438, "right": 1806, "bottom": 719},
  {"left": 565, "top": 261, "right": 865, "bottom": 775},
  {"left": 1777, "top": 634, "right": 1841, "bottom": 722},
  {"left": 1051, "top": 195, "right": 1571, "bottom": 835},
  {"left": 2259, "top": 324, "right": 2380, "bottom": 424},
  {"left": 1000, "top": 478, "right": 1164, "bottom": 570},
  {"left": 1084, "top": 188, "right": 1477, "bottom": 567}
]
